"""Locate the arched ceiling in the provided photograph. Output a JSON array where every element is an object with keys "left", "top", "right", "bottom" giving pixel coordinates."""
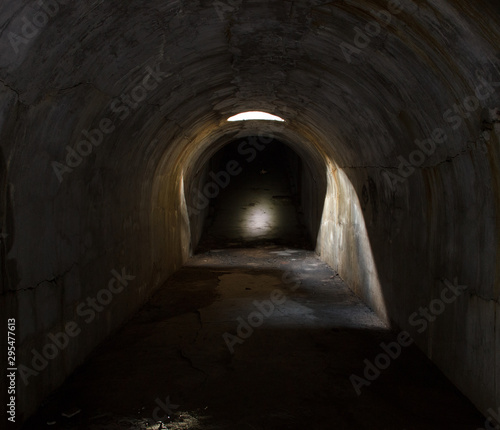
[{"left": 1, "top": 0, "right": 498, "bottom": 180}]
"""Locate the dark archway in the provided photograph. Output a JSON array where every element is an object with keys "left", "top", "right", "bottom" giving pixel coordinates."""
[
  {"left": 197, "top": 139, "right": 311, "bottom": 250},
  {"left": 184, "top": 137, "right": 326, "bottom": 252}
]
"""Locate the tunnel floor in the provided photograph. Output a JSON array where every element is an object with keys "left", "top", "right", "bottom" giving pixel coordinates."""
[{"left": 23, "top": 248, "right": 485, "bottom": 430}]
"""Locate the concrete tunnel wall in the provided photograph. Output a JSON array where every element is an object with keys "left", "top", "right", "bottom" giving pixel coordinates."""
[{"left": 0, "top": 0, "right": 500, "bottom": 424}]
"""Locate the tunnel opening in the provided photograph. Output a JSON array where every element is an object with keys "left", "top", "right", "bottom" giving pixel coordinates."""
[
  {"left": 227, "top": 111, "right": 286, "bottom": 122},
  {"left": 186, "top": 137, "right": 323, "bottom": 253}
]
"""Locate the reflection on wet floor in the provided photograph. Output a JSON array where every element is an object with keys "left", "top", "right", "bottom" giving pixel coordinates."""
[{"left": 23, "top": 249, "right": 485, "bottom": 430}]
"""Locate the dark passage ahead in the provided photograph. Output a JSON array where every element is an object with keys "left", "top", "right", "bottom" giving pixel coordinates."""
[{"left": 197, "top": 140, "right": 311, "bottom": 252}]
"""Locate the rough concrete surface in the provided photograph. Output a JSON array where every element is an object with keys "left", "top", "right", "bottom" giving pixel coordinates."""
[{"left": 22, "top": 249, "right": 485, "bottom": 429}]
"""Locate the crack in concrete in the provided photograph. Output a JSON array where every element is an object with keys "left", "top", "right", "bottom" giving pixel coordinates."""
[
  {"left": 179, "top": 348, "right": 209, "bottom": 384},
  {"left": 194, "top": 309, "right": 203, "bottom": 343},
  {"left": 48, "top": 80, "right": 126, "bottom": 100},
  {"left": 35, "top": 263, "right": 78, "bottom": 289},
  {"left": 341, "top": 124, "right": 498, "bottom": 172},
  {"left": 0, "top": 78, "right": 21, "bottom": 98},
  {"left": 0, "top": 79, "right": 29, "bottom": 107},
  {"left": 468, "top": 290, "right": 500, "bottom": 305},
  {"left": 340, "top": 137, "right": 497, "bottom": 172},
  {"left": 4, "top": 263, "right": 78, "bottom": 293},
  {"left": 177, "top": 309, "right": 209, "bottom": 384}
]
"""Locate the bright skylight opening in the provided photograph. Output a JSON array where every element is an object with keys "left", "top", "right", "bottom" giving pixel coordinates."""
[{"left": 227, "top": 111, "right": 285, "bottom": 122}]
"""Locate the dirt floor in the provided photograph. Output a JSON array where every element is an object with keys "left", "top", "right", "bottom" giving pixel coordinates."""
[{"left": 23, "top": 247, "right": 486, "bottom": 430}]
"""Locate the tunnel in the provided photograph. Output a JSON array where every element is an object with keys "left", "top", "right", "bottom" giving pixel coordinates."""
[
  {"left": 190, "top": 137, "right": 324, "bottom": 251},
  {"left": 1, "top": 0, "right": 500, "bottom": 428}
]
